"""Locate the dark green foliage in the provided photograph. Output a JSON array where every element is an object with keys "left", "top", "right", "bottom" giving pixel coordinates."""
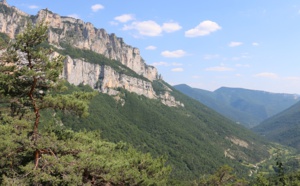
[
  {"left": 0, "top": 32, "right": 9, "bottom": 49},
  {"left": 152, "top": 80, "right": 168, "bottom": 95},
  {"left": 50, "top": 27, "right": 64, "bottom": 35},
  {"left": 197, "top": 163, "right": 300, "bottom": 186},
  {"left": 253, "top": 101, "right": 300, "bottom": 149},
  {"left": 199, "top": 165, "right": 249, "bottom": 186},
  {"left": 174, "top": 84, "right": 299, "bottom": 128},
  {"left": 251, "top": 154, "right": 300, "bottom": 186},
  {"left": 0, "top": 21, "right": 171, "bottom": 185},
  {"left": 274, "top": 153, "right": 286, "bottom": 186},
  {"left": 59, "top": 82, "right": 270, "bottom": 181},
  {"left": 0, "top": 122, "right": 171, "bottom": 185}
]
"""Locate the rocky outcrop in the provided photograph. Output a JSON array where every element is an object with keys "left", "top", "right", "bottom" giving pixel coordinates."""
[
  {"left": 159, "top": 92, "right": 184, "bottom": 107},
  {"left": 0, "top": 3, "right": 157, "bottom": 81},
  {"left": 63, "top": 56, "right": 183, "bottom": 107},
  {"left": 0, "top": 2, "right": 29, "bottom": 38},
  {"left": 0, "top": 2, "right": 183, "bottom": 107},
  {"left": 0, "top": 0, "right": 7, "bottom": 6},
  {"left": 36, "top": 9, "right": 158, "bottom": 81},
  {"left": 63, "top": 56, "right": 156, "bottom": 99}
]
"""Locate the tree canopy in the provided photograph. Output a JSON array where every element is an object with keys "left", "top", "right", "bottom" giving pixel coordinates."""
[{"left": 0, "top": 21, "right": 171, "bottom": 185}]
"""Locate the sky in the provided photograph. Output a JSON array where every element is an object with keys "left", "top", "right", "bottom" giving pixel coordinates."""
[{"left": 6, "top": 0, "right": 300, "bottom": 94}]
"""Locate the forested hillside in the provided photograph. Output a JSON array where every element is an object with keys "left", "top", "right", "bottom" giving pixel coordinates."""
[
  {"left": 253, "top": 101, "right": 300, "bottom": 149},
  {"left": 57, "top": 81, "right": 270, "bottom": 180},
  {"left": 174, "top": 84, "right": 299, "bottom": 128}
]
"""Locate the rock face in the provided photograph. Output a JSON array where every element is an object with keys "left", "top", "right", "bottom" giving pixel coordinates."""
[
  {"left": 0, "top": 2, "right": 183, "bottom": 107},
  {"left": 0, "top": 0, "right": 7, "bottom": 6},
  {"left": 63, "top": 56, "right": 183, "bottom": 106},
  {"left": 63, "top": 56, "right": 156, "bottom": 99},
  {"left": 159, "top": 92, "right": 184, "bottom": 107},
  {"left": 0, "top": 2, "right": 29, "bottom": 38},
  {"left": 0, "top": 4, "right": 156, "bottom": 81},
  {"left": 36, "top": 9, "right": 158, "bottom": 81}
]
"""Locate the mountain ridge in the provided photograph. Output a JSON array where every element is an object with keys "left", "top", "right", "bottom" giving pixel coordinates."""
[{"left": 174, "top": 84, "right": 300, "bottom": 128}]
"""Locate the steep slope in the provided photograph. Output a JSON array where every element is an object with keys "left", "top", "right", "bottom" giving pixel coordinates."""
[
  {"left": 0, "top": 1, "right": 272, "bottom": 181},
  {"left": 253, "top": 101, "right": 300, "bottom": 149},
  {"left": 58, "top": 82, "right": 271, "bottom": 180},
  {"left": 174, "top": 84, "right": 300, "bottom": 128}
]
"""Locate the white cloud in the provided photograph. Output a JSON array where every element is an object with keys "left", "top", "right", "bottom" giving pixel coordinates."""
[
  {"left": 151, "top": 61, "right": 182, "bottom": 67},
  {"left": 162, "top": 22, "right": 182, "bottom": 33},
  {"left": 204, "top": 54, "right": 219, "bottom": 60},
  {"left": 29, "top": 5, "right": 38, "bottom": 9},
  {"left": 231, "top": 57, "right": 241, "bottom": 61},
  {"left": 252, "top": 42, "right": 259, "bottom": 46},
  {"left": 172, "top": 62, "right": 183, "bottom": 66},
  {"left": 114, "top": 14, "right": 135, "bottom": 23},
  {"left": 253, "top": 72, "right": 278, "bottom": 79},
  {"left": 146, "top": 45, "right": 157, "bottom": 50},
  {"left": 235, "top": 64, "right": 250, "bottom": 67},
  {"left": 91, "top": 4, "right": 104, "bottom": 12},
  {"left": 205, "top": 66, "right": 234, "bottom": 72},
  {"left": 192, "top": 75, "right": 201, "bottom": 79},
  {"left": 161, "top": 50, "right": 186, "bottom": 58},
  {"left": 123, "top": 21, "right": 162, "bottom": 36},
  {"left": 68, "top": 14, "right": 80, "bottom": 19},
  {"left": 228, "top": 42, "right": 243, "bottom": 47},
  {"left": 110, "top": 21, "right": 119, "bottom": 26},
  {"left": 230, "top": 53, "right": 250, "bottom": 61},
  {"left": 151, "top": 62, "right": 169, "bottom": 66},
  {"left": 284, "top": 76, "right": 300, "bottom": 81},
  {"left": 185, "top": 20, "right": 221, "bottom": 37},
  {"left": 123, "top": 20, "right": 181, "bottom": 37},
  {"left": 171, "top": 68, "right": 184, "bottom": 72}
]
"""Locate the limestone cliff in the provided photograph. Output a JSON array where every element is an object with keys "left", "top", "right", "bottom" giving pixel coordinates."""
[
  {"left": 63, "top": 56, "right": 156, "bottom": 99},
  {"left": 62, "top": 56, "right": 183, "bottom": 107},
  {"left": 0, "top": 2, "right": 183, "bottom": 107},
  {"left": 37, "top": 9, "right": 158, "bottom": 82},
  {"left": 0, "top": 3, "right": 156, "bottom": 81},
  {"left": 0, "top": 1, "right": 29, "bottom": 38}
]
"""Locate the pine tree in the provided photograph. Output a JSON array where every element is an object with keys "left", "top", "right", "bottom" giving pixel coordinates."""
[
  {"left": 199, "top": 165, "right": 248, "bottom": 186},
  {"left": 0, "top": 20, "right": 95, "bottom": 167},
  {"left": 0, "top": 21, "right": 171, "bottom": 185}
]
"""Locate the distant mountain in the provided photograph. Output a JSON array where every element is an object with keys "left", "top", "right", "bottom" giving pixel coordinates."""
[
  {"left": 253, "top": 101, "right": 300, "bottom": 149},
  {"left": 174, "top": 84, "right": 299, "bottom": 128}
]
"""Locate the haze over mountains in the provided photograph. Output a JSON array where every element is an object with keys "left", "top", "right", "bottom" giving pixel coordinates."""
[{"left": 174, "top": 84, "right": 300, "bottom": 128}]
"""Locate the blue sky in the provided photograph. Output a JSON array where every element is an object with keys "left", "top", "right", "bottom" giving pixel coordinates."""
[{"left": 7, "top": 0, "right": 300, "bottom": 94}]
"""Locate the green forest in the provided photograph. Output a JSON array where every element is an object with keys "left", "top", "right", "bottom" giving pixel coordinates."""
[{"left": 253, "top": 101, "right": 300, "bottom": 149}]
